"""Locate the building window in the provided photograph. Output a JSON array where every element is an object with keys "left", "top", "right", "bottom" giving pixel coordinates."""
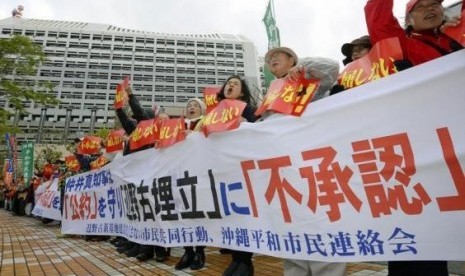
[{"left": 1, "top": 28, "right": 12, "bottom": 35}]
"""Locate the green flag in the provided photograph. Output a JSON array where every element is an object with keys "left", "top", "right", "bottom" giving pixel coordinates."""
[
  {"left": 262, "top": 0, "right": 280, "bottom": 88},
  {"left": 20, "top": 142, "right": 34, "bottom": 187},
  {"left": 263, "top": 1, "right": 280, "bottom": 49}
]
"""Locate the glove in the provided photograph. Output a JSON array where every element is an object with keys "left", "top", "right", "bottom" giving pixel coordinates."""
[
  {"left": 393, "top": 60, "right": 413, "bottom": 72},
  {"left": 329, "top": 84, "right": 346, "bottom": 96}
]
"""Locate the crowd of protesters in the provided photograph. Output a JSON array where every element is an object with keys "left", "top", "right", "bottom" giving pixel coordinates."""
[
  {"left": 0, "top": 177, "right": 34, "bottom": 216},
  {"left": 1, "top": 0, "right": 464, "bottom": 275}
]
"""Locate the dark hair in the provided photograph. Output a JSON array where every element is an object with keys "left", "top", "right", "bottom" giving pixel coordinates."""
[{"left": 217, "top": 75, "right": 255, "bottom": 106}]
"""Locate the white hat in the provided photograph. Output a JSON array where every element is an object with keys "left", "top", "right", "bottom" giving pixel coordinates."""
[{"left": 186, "top": 98, "right": 206, "bottom": 115}]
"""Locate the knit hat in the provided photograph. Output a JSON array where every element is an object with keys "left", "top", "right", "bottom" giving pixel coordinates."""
[{"left": 186, "top": 98, "right": 206, "bottom": 115}]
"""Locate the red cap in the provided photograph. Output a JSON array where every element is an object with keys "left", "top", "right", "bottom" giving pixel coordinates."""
[{"left": 406, "top": 0, "right": 443, "bottom": 14}]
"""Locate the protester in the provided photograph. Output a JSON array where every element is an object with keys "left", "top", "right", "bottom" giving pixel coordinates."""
[
  {"left": 184, "top": 98, "right": 205, "bottom": 132},
  {"left": 9, "top": 181, "right": 18, "bottom": 214},
  {"left": 364, "top": 1, "right": 463, "bottom": 274},
  {"left": 199, "top": 75, "right": 258, "bottom": 276},
  {"left": 14, "top": 177, "right": 27, "bottom": 216},
  {"left": 329, "top": 35, "right": 373, "bottom": 95},
  {"left": 113, "top": 86, "right": 170, "bottom": 262},
  {"left": 332, "top": 34, "right": 416, "bottom": 95},
  {"left": 365, "top": 0, "right": 464, "bottom": 66},
  {"left": 265, "top": 47, "right": 339, "bottom": 102},
  {"left": 263, "top": 46, "right": 345, "bottom": 276},
  {"left": 24, "top": 180, "right": 35, "bottom": 216},
  {"left": 341, "top": 35, "right": 372, "bottom": 66},
  {"left": 217, "top": 75, "right": 258, "bottom": 122},
  {"left": 6, "top": 185, "right": 13, "bottom": 211},
  {"left": 174, "top": 98, "right": 208, "bottom": 271},
  {"left": 0, "top": 182, "right": 5, "bottom": 209}
]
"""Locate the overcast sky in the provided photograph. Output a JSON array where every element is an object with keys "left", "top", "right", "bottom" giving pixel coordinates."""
[{"left": 0, "top": 0, "right": 459, "bottom": 65}]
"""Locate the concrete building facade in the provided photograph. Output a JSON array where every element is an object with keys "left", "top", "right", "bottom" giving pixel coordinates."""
[{"left": 0, "top": 17, "right": 261, "bottom": 144}]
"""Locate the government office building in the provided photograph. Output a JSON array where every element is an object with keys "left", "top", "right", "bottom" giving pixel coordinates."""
[{"left": 0, "top": 17, "right": 262, "bottom": 144}]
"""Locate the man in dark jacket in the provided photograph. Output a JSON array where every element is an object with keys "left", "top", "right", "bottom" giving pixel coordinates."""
[{"left": 113, "top": 87, "right": 169, "bottom": 262}]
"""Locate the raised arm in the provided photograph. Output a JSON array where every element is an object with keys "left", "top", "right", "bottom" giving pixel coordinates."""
[
  {"left": 364, "top": 0, "right": 406, "bottom": 44},
  {"left": 116, "top": 108, "right": 137, "bottom": 135},
  {"left": 126, "top": 87, "right": 150, "bottom": 121}
]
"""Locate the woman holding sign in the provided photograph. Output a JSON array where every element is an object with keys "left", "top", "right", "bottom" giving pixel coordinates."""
[
  {"left": 206, "top": 75, "right": 258, "bottom": 276},
  {"left": 174, "top": 98, "right": 208, "bottom": 271},
  {"left": 216, "top": 75, "right": 258, "bottom": 123},
  {"left": 196, "top": 75, "right": 258, "bottom": 136}
]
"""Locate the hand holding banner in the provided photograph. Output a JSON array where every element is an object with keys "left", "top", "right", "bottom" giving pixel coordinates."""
[
  {"left": 255, "top": 71, "right": 319, "bottom": 117},
  {"left": 202, "top": 99, "right": 246, "bottom": 136},
  {"left": 106, "top": 129, "right": 125, "bottom": 153},
  {"left": 203, "top": 86, "right": 221, "bottom": 114},
  {"left": 77, "top": 136, "right": 102, "bottom": 155},
  {"left": 114, "top": 77, "right": 130, "bottom": 110},
  {"left": 129, "top": 119, "right": 158, "bottom": 150},
  {"left": 90, "top": 155, "right": 109, "bottom": 170},
  {"left": 444, "top": 9, "right": 465, "bottom": 47},
  {"left": 65, "top": 155, "right": 81, "bottom": 172},
  {"left": 31, "top": 178, "right": 61, "bottom": 221},
  {"left": 338, "top": 37, "right": 403, "bottom": 89},
  {"left": 155, "top": 118, "right": 186, "bottom": 149}
]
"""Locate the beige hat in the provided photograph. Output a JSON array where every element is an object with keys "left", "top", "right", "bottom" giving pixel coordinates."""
[{"left": 265, "top": 47, "right": 298, "bottom": 66}]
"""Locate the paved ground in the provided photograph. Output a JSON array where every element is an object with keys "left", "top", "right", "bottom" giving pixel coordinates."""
[{"left": 0, "top": 209, "right": 458, "bottom": 276}]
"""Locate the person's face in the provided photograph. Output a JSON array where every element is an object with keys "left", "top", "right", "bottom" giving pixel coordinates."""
[
  {"left": 186, "top": 101, "right": 202, "bottom": 119},
  {"left": 267, "top": 51, "right": 295, "bottom": 78},
  {"left": 408, "top": 0, "right": 444, "bottom": 31},
  {"left": 224, "top": 78, "right": 243, "bottom": 100},
  {"left": 351, "top": 46, "right": 370, "bottom": 61}
]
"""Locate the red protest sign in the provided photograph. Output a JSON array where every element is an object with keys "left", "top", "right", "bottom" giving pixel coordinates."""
[
  {"left": 65, "top": 155, "right": 81, "bottom": 172},
  {"left": 106, "top": 129, "right": 125, "bottom": 153},
  {"left": 77, "top": 136, "right": 102, "bottom": 155},
  {"left": 444, "top": 9, "right": 465, "bottom": 47},
  {"left": 292, "top": 80, "right": 320, "bottom": 116},
  {"left": 155, "top": 118, "right": 186, "bottom": 149},
  {"left": 256, "top": 71, "right": 319, "bottom": 117},
  {"left": 129, "top": 119, "right": 158, "bottom": 151},
  {"left": 202, "top": 99, "right": 246, "bottom": 136},
  {"left": 114, "top": 77, "right": 130, "bottom": 109},
  {"left": 337, "top": 37, "right": 403, "bottom": 89},
  {"left": 42, "top": 163, "right": 55, "bottom": 180},
  {"left": 203, "top": 86, "right": 221, "bottom": 114},
  {"left": 90, "top": 155, "right": 109, "bottom": 170}
]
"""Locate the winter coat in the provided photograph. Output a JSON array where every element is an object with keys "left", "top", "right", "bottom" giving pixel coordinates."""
[{"left": 365, "top": 0, "right": 464, "bottom": 66}]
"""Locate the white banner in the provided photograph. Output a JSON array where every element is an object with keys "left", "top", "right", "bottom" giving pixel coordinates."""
[
  {"left": 32, "top": 178, "right": 62, "bottom": 221},
  {"left": 62, "top": 50, "right": 465, "bottom": 262}
]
